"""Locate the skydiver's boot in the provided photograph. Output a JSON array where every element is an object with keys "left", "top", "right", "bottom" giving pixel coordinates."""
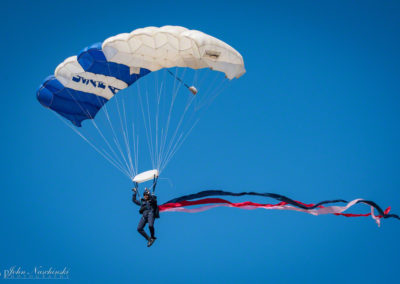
[{"left": 147, "top": 238, "right": 156, "bottom": 247}]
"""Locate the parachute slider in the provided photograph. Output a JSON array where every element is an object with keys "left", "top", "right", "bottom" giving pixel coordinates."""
[
  {"left": 189, "top": 86, "right": 198, "bottom": 95},
  {"left": 133, "top": 169, "right": 159, "bottom": 184}
]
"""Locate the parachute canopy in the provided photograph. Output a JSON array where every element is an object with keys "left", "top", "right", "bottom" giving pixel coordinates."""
[{"left": 37, "top": 26, "right": 245, "bottom": 127}]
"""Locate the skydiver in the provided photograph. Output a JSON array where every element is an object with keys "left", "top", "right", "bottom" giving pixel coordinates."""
[{"left": 132, "top": 187, "right": 159, "bottom": 247}]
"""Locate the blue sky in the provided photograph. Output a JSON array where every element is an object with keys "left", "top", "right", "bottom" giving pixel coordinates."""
[{"left": 1, "top": 0, "right": 400, "bottom": 283}]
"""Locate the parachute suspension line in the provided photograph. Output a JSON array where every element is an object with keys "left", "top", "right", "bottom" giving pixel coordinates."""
[
  {"left": 91, "top": 103, "right": 133, "bottom": 178},
  {"left": 121, "top": 97, "right": 136, "bottom": 177},
  {"left": 53, "top": 113, "right": 132, "bottom": 178},
  {"left": 156, "top": 68, "right": 182, "bottom": 173},
  {"left": 145, "top": 85, "right": 156, "bottom": 169},
  {"left": 109, "top": 64, "right": 138, "bottom": 178},
  {"left": 98, "top": 68, "right": 130, "bottom": 170},
  {"left": 194, "top": 72, "right": 226, "bottom": 111},
  {"left": 160, "top": 118, "right": 200, "bottom": 173},
  {"left": 133, "top": 130, "right": 139, "bottom": 176},
  {"left": 131, "top": 120, "right": 139, "bottom": 178},
  {"left": 94, "top": 116, "right": 131, "bottom": 178},
  {"left": 154, "top": 71, "right": 165, "bottom": 171},
  {"left": 95, "top": 98, "right": 127, "bottom": 172},
  {"left": 141, "top": 54, "right": 156, "bottom": 169},
  {"left": 157, "top": 67, "right": 190, "bottom": 173},
  {"left": 156, "top": 69, "right": 174, "bottom": 171},
  {"left": 63, "top": 88, "right": 129, "bottom": 176},
  {"left": 159, "top": 89, "right": 196, "bottom": 172},
  {"left": 136, "top": 79, "right": 156, "bottom": 170},
  {"left": 87, "top": 64, "right": 135, "bottom": 179},
  {"left": 108, "top": 66, "right": 136, "bottom": 179},
  {"left": 152, "top": 70, "right": 161, "bottom": 171},
  {"left": 196, "top": 79, "right": 230, "bottom": 111},
  {"left": 114, "top": 91, "right": 136, "bottom": 178},
  {"left": 154, "top": 75, "right": 168, "bottom": 171},
  {"left": 153, "top": 71, "right": 159, "bottom": 170},
  {"left": 112, "top": 63, "right": 140, "bottom": 179},
  {"left": 162, "top": 119, "right": 200, "bottom": 172},
  {"left": 193, "top": 68, "right": 211, "bottom": 110},
  {"left": 202, "top": 70, "right": 220, "bottom": 96}
]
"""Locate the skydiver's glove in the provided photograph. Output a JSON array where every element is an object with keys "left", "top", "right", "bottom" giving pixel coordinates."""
[{"left": 132, "top": 187, "right": 137, "bottom": 193}]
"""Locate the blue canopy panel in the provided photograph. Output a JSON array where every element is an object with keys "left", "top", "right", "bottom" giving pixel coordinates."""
[
  {"left": 77, "top": 42, "right": 151, "bottom": 85},
  {"left": 36, "top": 43, "right": 151, "bottom": 127},
  {"left": 37, "top": 75, "right": 108, "bottom": 127}
]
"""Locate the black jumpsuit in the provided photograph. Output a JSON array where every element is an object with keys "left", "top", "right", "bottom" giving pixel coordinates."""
[{"left": 132, "top": 192, "right": 158, "bottom": 241}]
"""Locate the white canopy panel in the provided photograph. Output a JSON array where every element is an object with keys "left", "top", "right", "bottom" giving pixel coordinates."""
[{"left": 102, "top": 25, "right": 245, "bottom": 79}]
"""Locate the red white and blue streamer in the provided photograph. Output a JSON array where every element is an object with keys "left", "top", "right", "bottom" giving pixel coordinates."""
[{"left": 159, "top": 190, "right": 400, "bottom": 226}]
